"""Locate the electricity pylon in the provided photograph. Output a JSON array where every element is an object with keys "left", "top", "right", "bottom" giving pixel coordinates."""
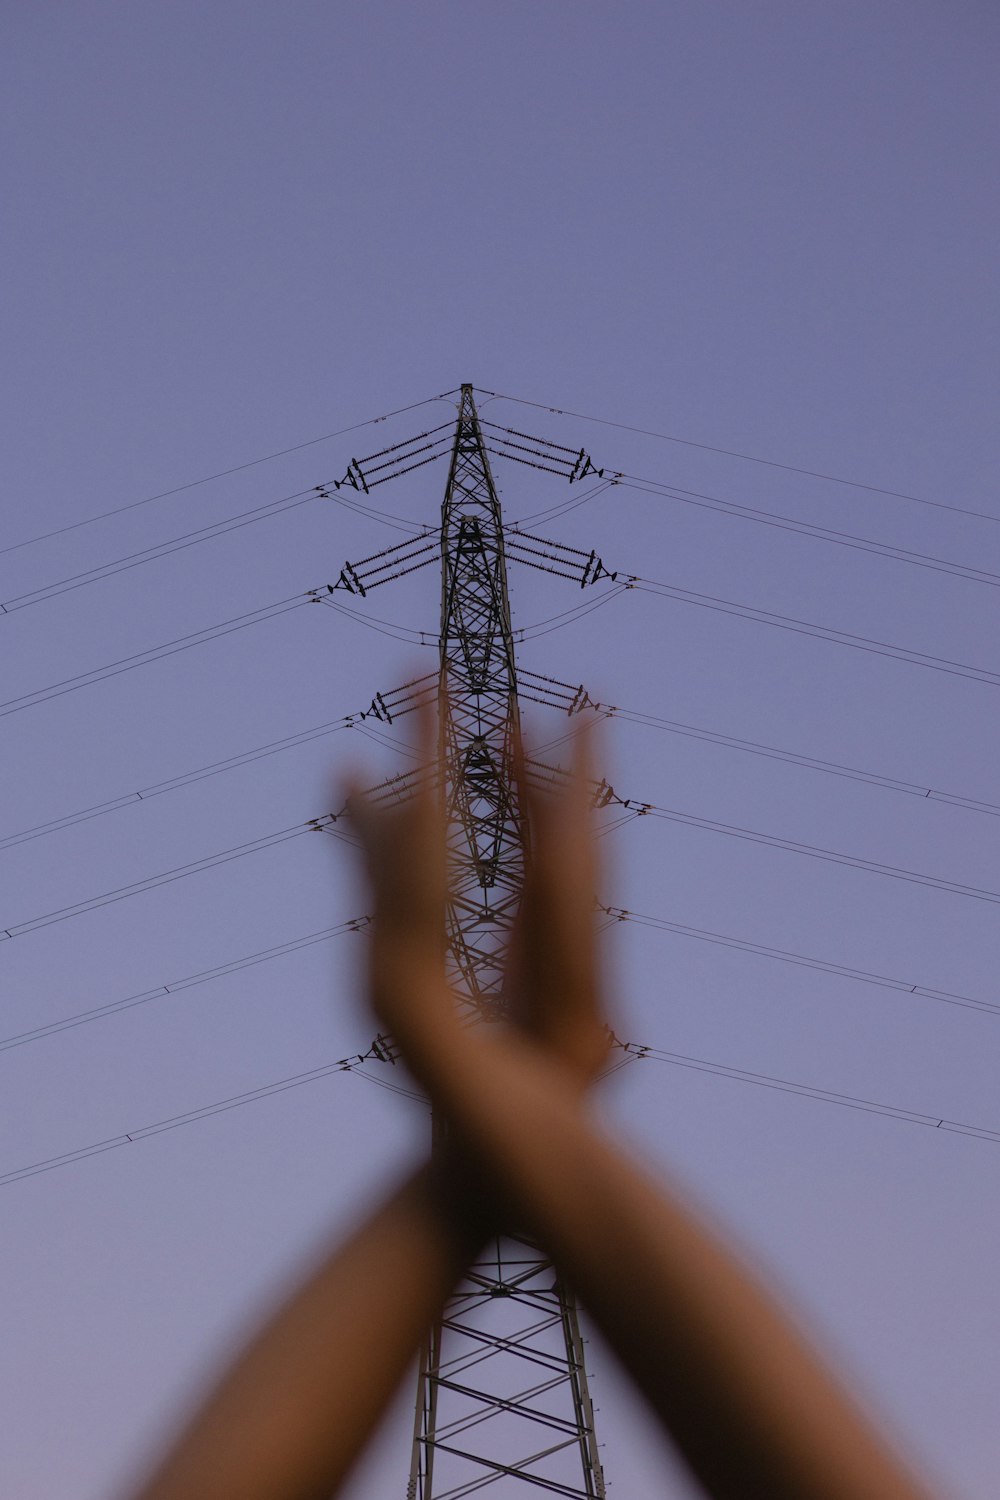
[
  {"left": 406, "top": 387, "right": 605, "bottom": 1500},
  {"left": 315, "top": 385, "right": 617, "bottom": 1497}
]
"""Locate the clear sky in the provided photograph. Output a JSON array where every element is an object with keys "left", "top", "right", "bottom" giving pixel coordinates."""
[{"left": 2, "top": 4, "right": 998, "bottom": 1497}]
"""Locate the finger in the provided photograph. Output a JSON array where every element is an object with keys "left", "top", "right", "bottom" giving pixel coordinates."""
[{"left": 508, "top": 727, "right": 608, "bottom": 1075}]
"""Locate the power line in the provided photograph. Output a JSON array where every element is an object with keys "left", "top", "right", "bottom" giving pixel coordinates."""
[
  {"left": 1, "top": 491, "right": 321, "bottom": 616},
  {"left": 4, "top": 1025, "right": 997, "bottom": 1194},
  {"left": 484, "top": 416, "right": 1000, "bottom": 591},
  {"left": 623, "top": 1043, "right": 1000, "bottom": 1145},
  {"left": 621, "top": 799, "right": 1000, "bottom": 907},
  {"left": 313, "top": 582, "right": 632, "bottom": 650},
  {"left": 615, "top": 476, "right": 1000, "bottom": 592},
  {"left": 478, "top": 388, "right": 1000, "bottom": 528},
  {"left": 0, "top": 715, "right": 357, "bottom": 854},
  {"left": 601, "top": 905, "right": 1000, "bottom": 1018},
  {"left": 632, "top": 577, "right": 1000, "bottom": 688},
  {"left": 9, "top": 676, "right": 992, "bottom": 863},
  {"left": 510, "top": 478, "right": 617, "bottom": 529},
  {"left": 2, "top": 389, "right": 459, "bottom": 559},
  {"left": 0, "top": 821, "right": 340, "bottom": 943},
  {"left": 0, "top": 1052, "right": 385, "bottom": 1190},
  {"left": 0, "top": 917, "right": 370, "bottom": 1055},
  {"left": 608, "top": 705, "right": 1000, "bottom": 819},
  {"left": 314, "top": 594, "right": 439, "bottom": 647},
  {"left": 0, "top": 594, "right": 309, "bottom": 721},
  {"left": 514, "top": 584, "right": 631, "bottom": 642}
]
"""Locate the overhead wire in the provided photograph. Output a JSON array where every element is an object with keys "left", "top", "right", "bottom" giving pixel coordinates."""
[
  {"left": 614, "top": 475, "right": 1000, "bottom": 592},
  {"left": 8, "top": 671, "right": 993, "bottom": 863},
  {"left": 620, "top": 798, "right": 1000, "bottom": 907},
  {"left": 2, "top": 389, "right": 459, "bottom": 559},
  {"left": 314, "top": 594, "right": 439, "bottom": 647},
  {"left": 477, "top": 387, "right": 1000, "bottom": 527},
  {"left": 4, "top": 1026, "right": 997, "bottom": 1193},
  {"left": 314, "top": 581, "right": 631, "bottom": 650},
  {"left": 0, "top": 1052, "right": 391, "bottom": 1189},
  {"left": 0, "top": 820, "right": 347, "bottom": 943},
  {"left": 10, "top": 388, "right": 999, "bottom": 1188},
  {"left": 631, "top": 576, "right": 1000, "bottom": 688},
  {"left": 323, "top": 486, "right": 429, "bottom": 536},
  {"left": 620, "top": 1043, "right": 1000, "bottom": 1145},
  {"left": 608, "top": 705, "right": 1000, "bottom": 819},
  {"left": 2, "top": 431, "right": 447, "bottom": 619},
  {"left": 0, "top": 594, "right": 311, "bottom": 721},
  {"left": 0, "top": 715, "right": 358, "bottom": 854},
  {"left": 1, "top": 493, "right": 320, "bottom": 616},
  {"left": 601, "top": 905, "right": 1000, "bottom": 1018},
  {"left": 508, "top": 478, "right": 617, "bottom": 529},
  {"left": 486, "top": 415, "right": 1000, "bottom": 589},
  {"left": 0, "top": 917, "right": 371, "bottom": 1055},
  {"left": 513, "top": 583, "right": 631, "bottom": 643}
]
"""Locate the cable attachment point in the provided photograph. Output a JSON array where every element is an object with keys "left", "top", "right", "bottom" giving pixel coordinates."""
[
  {"left": 591, "top": 778, "right": 617, "bottom": 809},
  {"left": 331, "top": 563, "right": 366, "bottom": 596},
  {"left": 361, "top": 690, "right": 393, "bottom": 723},
  {"left": 369, "top": 1033, "right": 401, "bottom": 1065},
  {"left": 580, "top": 551, "right": 617, "bottom": 588},
  {"left": 568, "top": 449, "right": 604, "bottom": 484},
  {"left": 568, "top": 683, "right": 600, "bottom": 715},
  {"left": 334, "top": 458, "right": 370, "bottom": 494},
  {"left": 506, "top": 529, "right": 618, "bottom": 588},
  {"left": 307, "top": 814, "right": 338, "bottom": 833}
]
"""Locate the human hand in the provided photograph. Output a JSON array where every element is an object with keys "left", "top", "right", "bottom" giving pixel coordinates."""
[
  {"left": 502, "top": 729, "right": 611, "bottom": 1091},
  {"left": 345, "top": 712, "right": 451, "bottom": 1076},
  {"left": 346, "top": 706, "right": 611, "bottom": 1093}
]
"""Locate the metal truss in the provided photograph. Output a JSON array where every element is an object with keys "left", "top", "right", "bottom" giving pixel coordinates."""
[
  {"left": 408, "top": 1237, "right": 604, "bottom": 1500},
  {"left": 411, "top": 388, "right": 605, "bottom": 1499},
  {"left": 320, "top": 385, "right": 608, "bottom": 1498}
]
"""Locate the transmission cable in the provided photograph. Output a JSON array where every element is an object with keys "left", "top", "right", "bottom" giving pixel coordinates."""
[
  {"left": 10, "top": 671, "right": 992, "bottom": 863},
  {"left": 0, "top": 819, "right": 352, "bottom": 943},
  {"left": 0, "top": 715, "right": 358, "bottom": 854},
  {"left": 0, "top": 1052, "right": 388, "bottom": 1189},
  {"left": 622, "top": 798, "right": 1000, "bottom": 907},
  {"left": 619, "top": 1043, "right": 1000, "bottom": 1145},
  {"left": 1, "top": 491, "right": 322, "bottom": 616},
  {"left": 514, "top": 583, "right": 631, "bottom": 643},
  {"left": 607, "top": 704, "right": 1000, "bottom": 819},
  {"left": 631, "top": 576, "right": 1000, "bottom": 688},
  {"left": 614, "top": 475, "right": 1000, "bottom": 592},
  {"left": 478, "top": 388, "right": 1000, "bottom": 527},
  {"left": 601, "top": 905, "right": 1000, "bottom": 1018},
  {"left": 2, "top": 389, "right": 459, "bottom": 559},
  {"left": 4, "top": 1029, "right": 997, "bottom": 1193},
  {"left": 313, "top": 585, "right": 631, "bottom": 650},
  {"left": 0, "top": 917, "right": 370, "bottom": 1056},
  {"left": 0, "top": 594, "right": 310, "bottom": 721},
  {"left": 314, "top": 594, "right": 439, "bottom": 647}
]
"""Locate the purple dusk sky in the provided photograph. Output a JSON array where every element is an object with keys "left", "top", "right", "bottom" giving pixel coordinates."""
[{"left": 2, "top": 4, "right": 999, "bottom": 1497}]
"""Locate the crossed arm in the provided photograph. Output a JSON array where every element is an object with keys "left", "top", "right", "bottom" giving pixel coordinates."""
[{"left": 125, "top": 730, "right": 932, "bottom": 1500}]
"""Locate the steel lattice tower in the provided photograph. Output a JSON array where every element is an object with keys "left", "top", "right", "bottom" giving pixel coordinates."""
[
  {"left": 406, "top": 387, "right": 606, "bottom": 1500},
  {"left": 317, "top": 384, "right": 613, "bottom": 1497}
]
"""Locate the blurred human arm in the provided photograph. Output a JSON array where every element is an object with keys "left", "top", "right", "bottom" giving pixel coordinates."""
[
  {"left": 354, "top": 731, "right": 934, "bottom": 1500},
  {"left": 122, "top": 730, "right": 607, "bottom": 1500},
  {"left": 122, "top": 1156, "right": 489, "bottom": 1500}
]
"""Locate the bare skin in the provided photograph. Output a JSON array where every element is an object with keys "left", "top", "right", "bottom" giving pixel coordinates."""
[
  {"left": 123, "top": 1159, "right": 486, "bottom": 1500},
  {"left": 122, "top": 737, "right": 604, "bottom": 1500},
  {"left": 350, "top": 721, "right": 933, "bottom": 1500},
  {"left": 125, "top": 719, "right": 933, "bottom": 1500}
]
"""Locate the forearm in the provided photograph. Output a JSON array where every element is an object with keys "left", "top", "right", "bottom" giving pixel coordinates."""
[
  {"left": 125, "top": 1158, "right": 489, "bottom": 1500},
  {"left": 416, "top": 1028, "right": 932, "bottom": 1500}
]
